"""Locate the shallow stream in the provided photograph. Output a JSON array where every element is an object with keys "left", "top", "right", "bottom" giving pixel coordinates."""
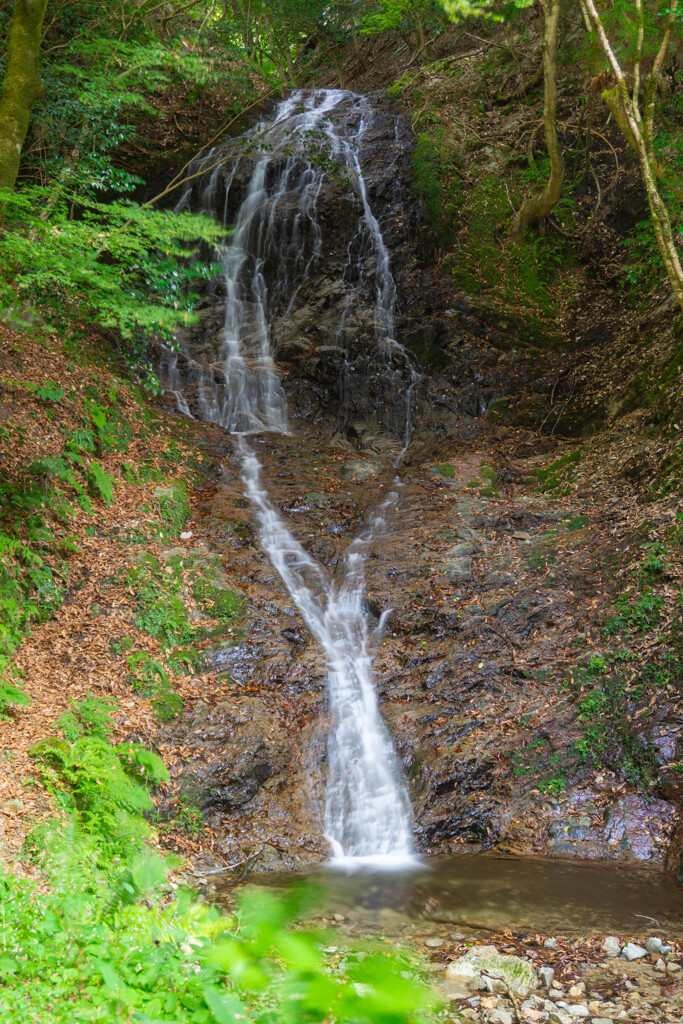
[{"left": 213, "top": 854, "right": 683, "bottom": 939}]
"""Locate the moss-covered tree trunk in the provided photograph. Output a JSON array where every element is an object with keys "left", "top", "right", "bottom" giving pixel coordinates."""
[
  {"left": 514, "top": 0, "right": 564, "bottom": 233},
  {"left": 0, "top": 0, "right": 49, "bottom": 191}
]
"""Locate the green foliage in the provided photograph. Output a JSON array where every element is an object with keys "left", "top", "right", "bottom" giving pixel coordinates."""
[
  {"left": 57, "top": 693, "right": 117, "bottom": 743},
  {"left": 22, "top": 381, "right": 66, "bottom": 403},
  {"left": 603, "top": 588, "right": 662, "bottom": 637},
  {"left": 0, "top": 186, "right": 223, "bottom": 383},
  {"left": 361, "top": 0, "right": 446, "bottom": 37},
  {"left": 0, "top": 677, "right": 31, "bottom": 719},
  {"left": 86, "top": 461, "right": 116, "bottom": 506},
  {"left": 410, "top": 131, "right": 460, "bottom": 238},
  {"left": 534, "top": 449, "right": 582, "bottom": 495},
  {"left": 136, "top": 588, "right": 194, "bottom": 646},
  {"left": 166, "top": 645, "right": 202, "bottom": 674},
  {"left": 191, "top": 563, "right": 245, "bottom": 627},
  {"left": 0, "top": 845, "right": 436, "bottom": 1024},
  {"left": 0, "top": 530, "right": 65, "bottom": 706},
  {"left": 567, "top": 515, "right": 590, "bottom": 532},
  {"left": 153, "top": 798, "right": 205, "bottom": 838},
  {"left": 29, "top": 734, "right": 169, "bottom": 860},
  {"left": 640, "top": 541, "right": 671, "bottom": 577},
  {"left": 155, "top": 479, "right": 190, "bottom": 536},
  {"left": 568, "top": 653, "right": 658, "bottom": 784},
  {"left": 126, "top": 651, "right": 183, "bottom": 721}
]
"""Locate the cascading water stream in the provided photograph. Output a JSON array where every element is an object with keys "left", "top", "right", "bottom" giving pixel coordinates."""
[{"left": 162, "top": 90, "right": 420, "bottom": 865}]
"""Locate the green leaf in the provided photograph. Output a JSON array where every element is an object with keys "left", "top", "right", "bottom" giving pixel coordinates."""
[
  {"left": 0, "top": 957, "right": 18, "bottom": 976},
  {"left": 87, "top": 462, "right": 115, "bottom": 506},
  {"left": 203, "top": 985, "right": 245, "bottom": 1023}
]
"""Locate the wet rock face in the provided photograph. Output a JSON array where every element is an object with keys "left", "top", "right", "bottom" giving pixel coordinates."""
[
  {"left": 166, "top": 92, "right": 425, "bottom": 440},
  {"left": 155, "top": 93, "right": 682, "bottom": 874},
  {"left": 162, "top": 91, "right": 526, "bottom": 447}
]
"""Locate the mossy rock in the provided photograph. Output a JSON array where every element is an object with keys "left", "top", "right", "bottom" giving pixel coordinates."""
[
  {"left": 445, "top": 946, "right": 537, "bottom": 998},
  {"left": 29, "top": 737, "right": 70, "bottom": 763},
  {"left": 486, "top": 396, "right": 509, "bottom": 423}
]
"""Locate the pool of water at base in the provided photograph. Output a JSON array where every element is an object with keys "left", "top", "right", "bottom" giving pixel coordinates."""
[{"left": 211, "top": 853, "right": 683, "bottom": 938}]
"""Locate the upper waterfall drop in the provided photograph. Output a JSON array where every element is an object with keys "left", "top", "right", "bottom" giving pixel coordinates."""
[{"left": 162, "top": 89, "right": 421, "bottom": 867}]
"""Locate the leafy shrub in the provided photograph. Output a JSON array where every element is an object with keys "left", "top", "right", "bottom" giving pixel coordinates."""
[
  {"left": 603, "top": 589, "right": 663, "bottom": 636},
  {"left": 57, "top": 693, "right": 117, "bottom": 742},
  {"left": 127, "top": 651, "right": 183, "bottom": 721},
  {"left": 30, "top": 735, "right": 168, "bottom": 860},
  {"left": 86, "top": 461, "right": 116, "bottom": 506},
  {"left": 0, "top": 848, "right": 435, "bottom": 1024},
  {"left": 0, "top": 677, "right": 30, "bottom": 719},
  {"left": 25, "top": 381, "right": 65, "bottom": 403},
  {"left": 0, "top": 186, "right": 223, "bottom": 352}
]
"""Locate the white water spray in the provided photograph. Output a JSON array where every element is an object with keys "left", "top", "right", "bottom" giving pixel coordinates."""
[{"left": 163, "top": 90, "right": 420, "bottom": 866}]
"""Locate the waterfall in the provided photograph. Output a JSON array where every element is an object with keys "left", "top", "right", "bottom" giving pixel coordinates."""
[{"left": 162, "top": 90, "right": 420, "bottom": 866}]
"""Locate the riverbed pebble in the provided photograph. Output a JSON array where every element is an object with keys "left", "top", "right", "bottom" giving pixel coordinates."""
[
  {"left": 621, "top": 942, "right": 647, "bottom": 961},
  {"left": 600, "top": 936, "right": 621, "bottom": 957},
  {"left": 540, "top": 966, "right": 555, "bottom": 988},
  {"left": 424, "top": 937, "right": 444, "bottom": 947},
  {"left": 488, "top": 1011, "right": 512, "bottom": 1024},
  {"left": 543, "top": 938, "right": 558, "bottom": 949},
  {"left": 644, "top": 936, "right": 670, "bottom": 954},
  {"left": 548, "top": 1012, "right": 572, "bottom": 1024}
]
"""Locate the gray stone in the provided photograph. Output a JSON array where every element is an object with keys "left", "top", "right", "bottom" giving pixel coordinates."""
[
  {"left": 338, "top": 459, "right": 383, "bottom": 482},
  {"left": 444, "top": 945, "right": 538, "bottom": 999},
  {"left": 488, "top": 1011, "right": 513, "bottom": 1024},
  {"left": 548, "top": 1012, "right": 572, "bottom": 1024},
  {"left": 451, "top": 541, "right": 477, "bottom": 557},
  {"left": 444, "top": 556, "right": 473, "bottom": 584},
  {"left": 425, "top": 937, "right": 444, "bottom": 948},
  {"left": 654, "top": 959, "right": 666, "bottom": 972},
  {"left": 544, "top": 938, "right": 558, "bottom": 949},
  {"left": 621, "top": 943, "right": 647, "bottom": 961},
  {"left": 601, "top": 936, "right": 621, "bottom": 958},
  {"left": 591, "top": 1019, "right": 614, "bottom": 1024},
  {"left": 160, "top": 547, "right": 186, "bottom": 562},
  {"left": 540, "top": 967, "right": 555, "bottom": 988},
  {"left": 567, "top": 1007, "right": 589, "bottom": 1019},
  {"left": 644, "top": 936, "right": 670, "bottom": 955}
]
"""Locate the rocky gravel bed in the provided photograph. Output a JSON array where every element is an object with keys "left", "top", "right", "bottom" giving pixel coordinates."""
[{"left": 313, "top": 917, "right": 683, "bottom": 1024}]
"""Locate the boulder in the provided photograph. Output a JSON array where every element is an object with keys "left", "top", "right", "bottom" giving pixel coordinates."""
[{"left": 444, "top": 945, "right": 537, "bottom": 999}]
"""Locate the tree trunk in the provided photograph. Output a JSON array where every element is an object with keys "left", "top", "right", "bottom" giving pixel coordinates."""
[
  {"left": 580, "top": 0, "right": 683, "bottom": 312},
  {"left": 513, "top": 0, "right": 565, "bottom": 233},
  {"left": 0, "top": 0, "right": 49, "bottom": 191}
]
